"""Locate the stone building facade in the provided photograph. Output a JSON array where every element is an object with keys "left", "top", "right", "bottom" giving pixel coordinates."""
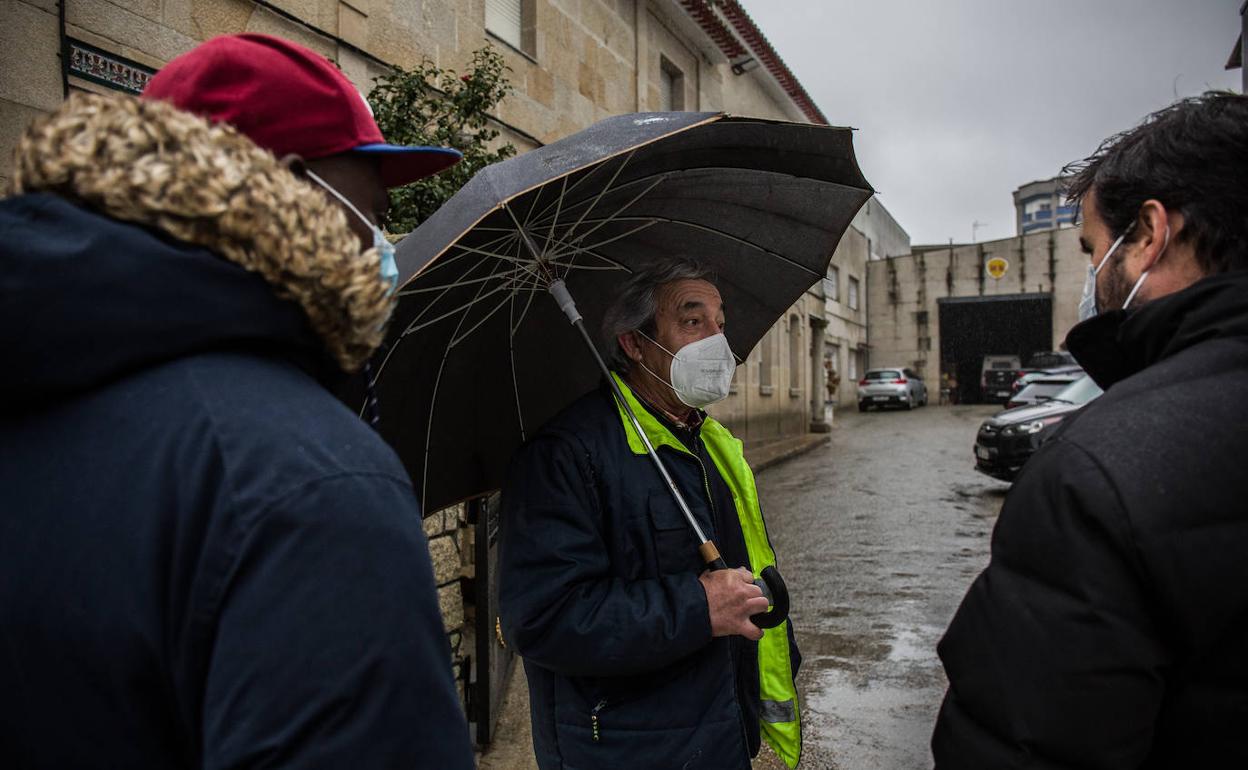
[
  {"left": 866, "top": 228, "right": 1087, "bottom": 402},
  {"left": 818, "top": 198, "right": 911, "bottom": 411}
]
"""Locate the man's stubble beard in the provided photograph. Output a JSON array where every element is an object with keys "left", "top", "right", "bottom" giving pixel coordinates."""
[{"left": 1098, "top": 250, "right": 1135, "bottom": 312}]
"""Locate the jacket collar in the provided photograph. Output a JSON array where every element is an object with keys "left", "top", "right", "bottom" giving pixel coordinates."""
[
  {"left": 611, "top": 372, "right": 694, "bottom": 456},
  {"left": 1066, "top": 270, "right": 1248, "bottom": 390},
  {"left": 6, "top": 91, "right": 393, "bottom": 373}
]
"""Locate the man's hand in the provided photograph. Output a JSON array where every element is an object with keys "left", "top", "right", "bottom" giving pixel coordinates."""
[{"left": 699, "top": 567, "right": 769, "bottom": 641}]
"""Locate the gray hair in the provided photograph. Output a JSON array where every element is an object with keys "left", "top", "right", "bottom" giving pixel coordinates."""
[{"left": 600, "top": 257, "right": 713, "bottom": 373}]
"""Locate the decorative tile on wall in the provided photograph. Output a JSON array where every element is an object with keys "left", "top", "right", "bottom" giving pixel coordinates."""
[{"left": 68, "top": 39, "right": 156, "bottom": 95}]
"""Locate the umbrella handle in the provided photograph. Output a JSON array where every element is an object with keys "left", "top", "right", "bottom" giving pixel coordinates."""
[
  {"left": 750, "top": 565, "right": 790, "bottom": 629},
  {"left": 703, "top": 545, "right": 788, "bottom": 629}
]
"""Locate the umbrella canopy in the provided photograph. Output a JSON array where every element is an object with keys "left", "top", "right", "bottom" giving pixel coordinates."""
[{"left": 373, "top": 111, "right": 872, "bottom": 515}]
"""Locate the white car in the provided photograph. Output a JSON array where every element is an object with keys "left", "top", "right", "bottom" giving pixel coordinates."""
[{"left": 857, "top": 368, "right": 928, "bottom": 411}]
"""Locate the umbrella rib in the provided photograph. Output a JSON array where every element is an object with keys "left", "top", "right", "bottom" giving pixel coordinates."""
[
  {"left": 399, "top": 263, "right": 533, "bottom": 294},
  {"left": 400, "top": 280, "right": 538, "bottom": 338},
  {"left": 404, "top": 230, "right": 520, "bottom": 287},
  {"left": 542, "top": 175, "right": 569, "bottom": 263},
  {"left": 556, "top": 150, "right": 635, "bottom": 252},
  {"left": 396, "top": 246, "right": 520, "bottom": 333},
  {"left": 547, "top": 176, "right": 666, "bottom": 276},
  {"left": 521, "top": 178, "right": 544, "bottom": 230},
  {"left": 561, "top": 214, "right": 826, "bottom": 279},
  {"left": 373, "top": 248, "right": 508, "bottom": 380},
  {"left": 526, "top": 165, "right": 668, "bottom": 231},
  {"left": 419, "top": 253, "right": 512, "bottom": 511},
  {"left": 522, "top": 151, "right": 619, "bottom": 226},
  {"left": 449, "top": 285, "right": 521, "bottom": 349},
  {"left": 510, "top": 278, "right": 539, "bottom": 335},
  {"left": 548, "top": 218, "right": 659, "bottom": 264},
  {"left": 508, "top": 288, "right": 527, "bottom": 442},
  {"left": 502, "top": 203, "right": 554, "bottom": 284}
]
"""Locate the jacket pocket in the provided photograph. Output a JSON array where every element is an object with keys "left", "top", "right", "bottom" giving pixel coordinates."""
[{"left": 647, "top": 490, "right": 706, "bottom": 575}]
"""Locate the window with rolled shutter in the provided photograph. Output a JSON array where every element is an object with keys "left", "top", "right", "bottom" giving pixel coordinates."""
[
  {"left": 658, "top": 57, "right": 684, "bottom": 111},
  {"left": 486, "top": 0, "right": 522, "bottom": 51}
]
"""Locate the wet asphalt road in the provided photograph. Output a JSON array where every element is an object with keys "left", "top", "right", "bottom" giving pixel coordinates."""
[{"left": 752, "top": 404, "right": 1009, "bottom": 770}]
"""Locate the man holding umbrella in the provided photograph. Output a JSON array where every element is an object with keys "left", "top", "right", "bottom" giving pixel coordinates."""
[{"left": 500, "top": 259, "right": 802, "bottom": 769}]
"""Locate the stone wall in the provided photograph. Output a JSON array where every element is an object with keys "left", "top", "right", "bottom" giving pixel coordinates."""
[{"left": 422, "top": 502, "right": 469, "bottom": 686}]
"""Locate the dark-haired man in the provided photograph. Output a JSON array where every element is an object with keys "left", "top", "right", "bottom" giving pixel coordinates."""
[{"left": 933, "top": 91, "right": 1248, "bottom": 767}]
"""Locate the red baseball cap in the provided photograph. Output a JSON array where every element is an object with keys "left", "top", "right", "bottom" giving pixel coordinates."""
[{"left": 142, "top": 34, "right": 461, "bottom": 188}]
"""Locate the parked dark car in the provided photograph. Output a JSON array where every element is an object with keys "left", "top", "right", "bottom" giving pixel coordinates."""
[
  {"left": 974, "top": 375, "right": 1103, "bottom": 481},
  {"left": 1023, "top": 350, "right": 1077, "bottom": 370},
  {"left": 1005, "top": 372, "right": 1083, "bottom": 409},
  {"left": 1008, "top": 351, "right": 1082, "bottom": 395},
  {"left": 980, "top": 355, "right": 1021, "bottom": 403}
]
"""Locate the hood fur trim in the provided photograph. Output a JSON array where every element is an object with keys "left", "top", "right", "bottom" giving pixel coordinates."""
[{"left": 8, "top": 92, "right": 393, "bottom": 372}]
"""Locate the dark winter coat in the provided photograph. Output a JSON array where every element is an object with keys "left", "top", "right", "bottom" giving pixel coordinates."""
[
  {"left": 498, "top": 382, "right": 800, "bottom": 770},
  {"left": 934, "top": 270, "right": 1248, "bottom": 769},
  {"left": 0, "top": 93, "right": 472, "bottom": 769}
]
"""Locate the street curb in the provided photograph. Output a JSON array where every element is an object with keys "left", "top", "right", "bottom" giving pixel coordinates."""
[{"left": 746, "top": 433, "right": 831, "bottom": 473}]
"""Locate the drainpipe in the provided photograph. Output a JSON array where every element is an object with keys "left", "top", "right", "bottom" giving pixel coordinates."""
[{"left": 59, "top": 0, "right": 69, "bottom": 99}]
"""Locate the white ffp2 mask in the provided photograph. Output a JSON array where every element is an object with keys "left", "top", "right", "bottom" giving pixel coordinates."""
[{"left": 637, "top": 331, "right": 737, "bottom": 409}]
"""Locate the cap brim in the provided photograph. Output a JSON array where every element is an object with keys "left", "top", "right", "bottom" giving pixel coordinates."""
[{"left": 354, "top": 144, "right": 463, "bottom": 188}]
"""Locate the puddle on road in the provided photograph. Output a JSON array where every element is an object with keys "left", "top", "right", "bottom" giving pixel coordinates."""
[
  {"left": 799, "top": 625, "right": 949, "bottom": 770},
  {"left": 801, "top": 629, "right": 891, "bottom": 666}
]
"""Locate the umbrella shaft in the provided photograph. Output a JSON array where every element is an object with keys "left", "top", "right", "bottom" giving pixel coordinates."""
[{"left": 566, "top": 316, "right": 712, "bottom": 547}]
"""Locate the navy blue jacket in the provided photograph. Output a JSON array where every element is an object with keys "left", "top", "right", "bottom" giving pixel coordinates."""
[
  {"left": 0, "top": 195, "right": 473, "bottom": 768},
  {"left": 498, "top": 383, "right": 799, "bottom": 770}
]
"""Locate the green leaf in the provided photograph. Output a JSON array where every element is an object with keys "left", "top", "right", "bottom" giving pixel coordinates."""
[{"left": 368, "top": 45, "right": 516, "bottom": 234}]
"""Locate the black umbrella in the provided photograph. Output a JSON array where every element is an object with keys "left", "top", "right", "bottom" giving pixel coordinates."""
[{"left": 372, "top": 112, "right": 870, "bottom": 617}]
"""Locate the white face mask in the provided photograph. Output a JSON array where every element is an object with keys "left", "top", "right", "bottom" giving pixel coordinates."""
[
  {"left": 1121, "top": 225, "right": 1168, "bottom": 311},
  {"left": 636, "top": 331, "right": 737, "bottom": 409},
  {"left": 1078, "top": 229, "right": 1127, "bottom": 322},
  {"left": 1078, "top": 222, "right": 1169, "bottom": 322},
  {"left": 306, "top": 170, "right": 398, "bottom": 295}
]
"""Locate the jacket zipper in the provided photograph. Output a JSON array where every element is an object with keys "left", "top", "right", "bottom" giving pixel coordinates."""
[
  {"left": 591, "top": 699, "right": 606, "bottom": 743},
  {"left": 689, "top": 446, "right": 717, "bottom": 524}
]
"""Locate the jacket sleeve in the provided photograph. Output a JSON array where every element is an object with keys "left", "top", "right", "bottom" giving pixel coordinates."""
[
  {"left": 498, "top": 432, "right": 712, "bottom": 678},
  {"left": 932, "top": 440, "right": 1168, "bottom": 770},
  {"left": 201, "top": 474, "right": 474, "bottom": 770}
]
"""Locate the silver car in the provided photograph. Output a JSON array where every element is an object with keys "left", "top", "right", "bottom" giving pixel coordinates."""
[{"left": 857, "top": 367, "right": 928, "bottom": 411}]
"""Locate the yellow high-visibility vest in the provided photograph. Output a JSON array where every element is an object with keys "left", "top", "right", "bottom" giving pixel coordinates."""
[{"left": 610, "top": 373, "right": 803, "bottom": 768}]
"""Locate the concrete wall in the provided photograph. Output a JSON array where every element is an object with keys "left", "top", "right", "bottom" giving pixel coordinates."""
[
  {"left": 867, "top": 227, "right": 1085, "bottom": 388},
  {"left": 853, "top": 196, "right": 910, "bottom": 261}
]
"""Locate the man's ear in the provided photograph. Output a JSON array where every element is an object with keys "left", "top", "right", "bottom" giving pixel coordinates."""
[
  {"left": 618, "top": 331, "right": 644, "bottom": 363},
  {"left": 1135, "top": 199, "right": 1176, "bottom": 271},
  {"left": 279, "top": 154, "right": 308, "bottom": 178}
]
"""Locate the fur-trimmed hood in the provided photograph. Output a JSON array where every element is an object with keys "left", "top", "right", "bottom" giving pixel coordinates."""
[{"left": 5, "top": 92, "right": 393, "bottom": 375}]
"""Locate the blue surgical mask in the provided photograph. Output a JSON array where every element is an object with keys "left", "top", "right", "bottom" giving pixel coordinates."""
[{"left": 306, "top": 170, "right": 397, "bottom": 295}]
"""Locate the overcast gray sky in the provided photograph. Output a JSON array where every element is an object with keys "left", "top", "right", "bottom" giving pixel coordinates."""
[{"left": 737, "top": 0, "right": 1241, "bottom": 245}]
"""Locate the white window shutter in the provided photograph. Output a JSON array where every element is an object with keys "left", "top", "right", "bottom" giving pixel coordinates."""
[{"left": 486, "top": 0, "right": 523, "bottom": 50}]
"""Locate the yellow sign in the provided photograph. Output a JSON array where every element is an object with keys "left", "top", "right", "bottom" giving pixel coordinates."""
[{"left": 985, "top": 256, "right": 1009, "bottom": 279}]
